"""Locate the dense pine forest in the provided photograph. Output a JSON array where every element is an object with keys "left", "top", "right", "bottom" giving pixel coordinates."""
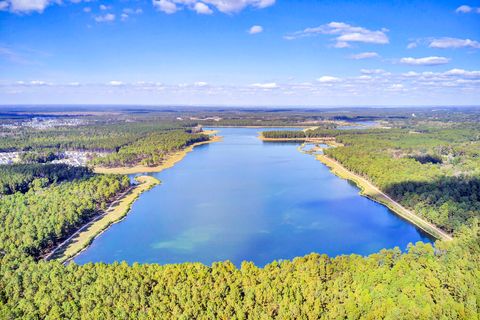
[
  {"left": 0, "top": 164, "right": 92, "bottom": 195},
  {"left": 0, "top": 110, "right": 479, "bottom": 319},
  {"left": 92, "top": 130, "right": 209, "bottom": 167}
]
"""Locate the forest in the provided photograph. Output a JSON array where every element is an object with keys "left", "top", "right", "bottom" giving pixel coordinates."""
[
  {"left": 92, "top": 130, "right": 209, "bottom": 167},
  {"left": 0, "top": 112, "right": 479, "bottom": 319},
  {"left": 0, "top": 174, "right": 130, "bottom": 257},
  {"left": 0, "top": 164, "right": 92, "bottom": 195},
  {"left": 0, "top": 121, "right": 189, "bottom": 152},
  {"left": 0, "top": 120, "right": 211, "bottom": 168}
]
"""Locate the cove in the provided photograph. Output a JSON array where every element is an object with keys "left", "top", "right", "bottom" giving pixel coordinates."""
[{"left": 74, "top": 127, "right": 434, "bottom": 266}]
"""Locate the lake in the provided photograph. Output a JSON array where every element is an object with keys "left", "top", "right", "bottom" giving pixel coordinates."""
[{"left": 74, "top": 127, "right": 434, "bottom": 266}]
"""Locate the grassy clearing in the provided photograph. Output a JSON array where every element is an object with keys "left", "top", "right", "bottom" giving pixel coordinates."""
[
  {"left": 94, "top": 134, "right": 221, "bottom": 175},
  {"left": 48, "top": 175, "right": 159, "bottom": 263},
  {"left": 316, "top": 154, "right": 452, "bottom": 241}
]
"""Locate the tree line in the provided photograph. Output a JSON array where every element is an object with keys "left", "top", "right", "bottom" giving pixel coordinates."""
[
  {"left": 0, "top": 225, "right": 478, "bottom": 319},
  {"left": 92, "top": 130, "right": 209, "bottom": 167}
]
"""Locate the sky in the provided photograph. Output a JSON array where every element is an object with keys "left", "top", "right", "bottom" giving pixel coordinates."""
[{"left": 0, "top": 0, "right": 479, "bottom": 106}]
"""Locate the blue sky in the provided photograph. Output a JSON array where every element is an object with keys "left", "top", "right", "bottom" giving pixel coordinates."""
[{"left": 0, "top": 0, "right": 479, "bottom": 106}]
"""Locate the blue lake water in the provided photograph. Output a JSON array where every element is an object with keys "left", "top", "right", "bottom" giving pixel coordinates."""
[{"left": 74, "top": 127, "right": 434, "bottom": 266}]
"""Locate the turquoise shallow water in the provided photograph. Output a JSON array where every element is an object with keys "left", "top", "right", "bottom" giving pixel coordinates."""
[{"left": 74, "top": 127, "right": 433, "bottom": 266}]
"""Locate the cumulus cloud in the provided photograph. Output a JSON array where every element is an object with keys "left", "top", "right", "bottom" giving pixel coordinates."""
[
  {"left": 5, "top": 69, "right": 479, "bottom": 105},
  {"left": 317, "top": 76, "right": 341, "bottom": 83},
  {"left": 152, "top": 0, "right": 177, "bottom": 14},
  {"left": 285, "top": 22, "right": 389, "bottom": 47},
  {"left": 99, "top": 4, "right": 110, "bottom": 10},
  {"left": 194, "top": 2, "right": 212, "bottom": 14},
  {"left": 121, "top": 7, "right": 143, "bottom": 20},
  {"left": 0, "top": 0, "right": 60, "bottom": 13},
  {"left": 360, "top": 69, "right": 388, "bottom": 75},
  {"left": 108, "top": 80, "right": 124, "bottom": 86},
  {"left": 250, "top": 82, "right": 278, "bottom": 89},
  {"left": 399, "top": 56, "right": 450, "bottom": 66},
  {"left": 429, "top": 37, "right": 480, "bottom": 49},
  {"left": 456, "top": 5, "right": 472, "bottom": 13},
  {"left": 95, "top": 13, "right": 115, "bottom": 22},
  {"left": 248, "top": 25, "right": 263, "bottom": 34},
  {"left": 407, "top": 42, "right": 418, "bottom": 49},
  {"left": 152, "top": 0, "right": 275, "bottom": 14},
  {"left": 349, "top": 52, "right": 379, "bottom": 59},
  {"left": 444, "top": 68, "right": 480, "bottom": 78}
]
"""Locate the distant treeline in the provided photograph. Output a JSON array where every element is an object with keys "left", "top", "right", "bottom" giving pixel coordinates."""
[
  {"left": 0, "top": 122, "right": 190, "bottom": 152},
  {"left": 262, "top": 130, "right": 307, "bottom": 139},
  {"left": 262, "top": 128, "right": 340, "bottom": 139}
]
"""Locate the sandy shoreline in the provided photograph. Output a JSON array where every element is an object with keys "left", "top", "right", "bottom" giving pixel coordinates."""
[
  {"left": 261, "top": 135, "right": 452, "bottom": 241},
  {"left": 48, "top": 132, "right": 223, "bottom": 263},
  {"left": 315, "top": 154, "right": 452, "bottom": 241},
  {"left": 46, "top": 175, "right": 160, "bottom": 263}
]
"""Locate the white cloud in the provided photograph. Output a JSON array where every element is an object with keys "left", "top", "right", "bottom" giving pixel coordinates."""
[
  {"left": 250, "top": 82, "right": 278, "bottom": 89},
  {"left": 108, "top": 80, "right": 124, "bottom": 86},
  {"left": 202, "top": 0, "right": 274, "bottom": 13},
  {"left": 285, "top": 22, "right": 389, "bottom": 47},
  {"left": 389, "top": 84, "right": 404, "bottom": 91},
  {"left": 429, "top": 37, "right": 480, "bottom": 49},
  {"left": 0, "top": 0, "right": 275, "bottom": 14},
  {"left": 399, "top": 56, "right": 450, "bottom": 66},
  {"left": 29, "top": 80, "right": 47, "bottom": 85},
  {"left": 455, "top": 5, "right": 472, "bottom": 13},
  {"left": 333, "top": 41, "right": 350, "bottom": 48},
  {"left": 123, "top": 8, "right": 143, "bottom": 14},
  {"left": 402, "top": 71, "right": 420, "bottom": 77},
  {"left": 194, "top": 2, "right": 212, "bottom": 14},
  {"left": 317, "top": 76, "right": 341, "bottom": 83},
  {"left": 349, "top": 52, "right": 379, "bottom": 59},
  {"left": 444, "top": 68, "right": 480, "bottom": 78},
  {"left": 121, "top": 7, "right": 142, "bottom": 19},
  {"left": 5, "top": 71, "right": 479, "bottom": 105},
  {"left": 360, "top": 69, "right": 387, "bottom": 75},
  {"left": 407, "top": 42, "right": 417, "bottom": 49},
  {"left": 248, "top": 25, "right": 263, "bottom": 34},
  {"left": 152, "top": 0, "right": 177, "bottom": 14},
  {"left": 152, "top": 0, "right": 275, "bottom": 14},
  {"left": 83, "top": 6, "right": 91, "bottom": 12},
  {"left": 194, "top": 81, "right": 208, "bottom": 87},
  {"left": 95, "top": 13, "right": 115, "bottom": 22},
  {"left": 1, "top": 0, "right": 58, "bottom": 13}
]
